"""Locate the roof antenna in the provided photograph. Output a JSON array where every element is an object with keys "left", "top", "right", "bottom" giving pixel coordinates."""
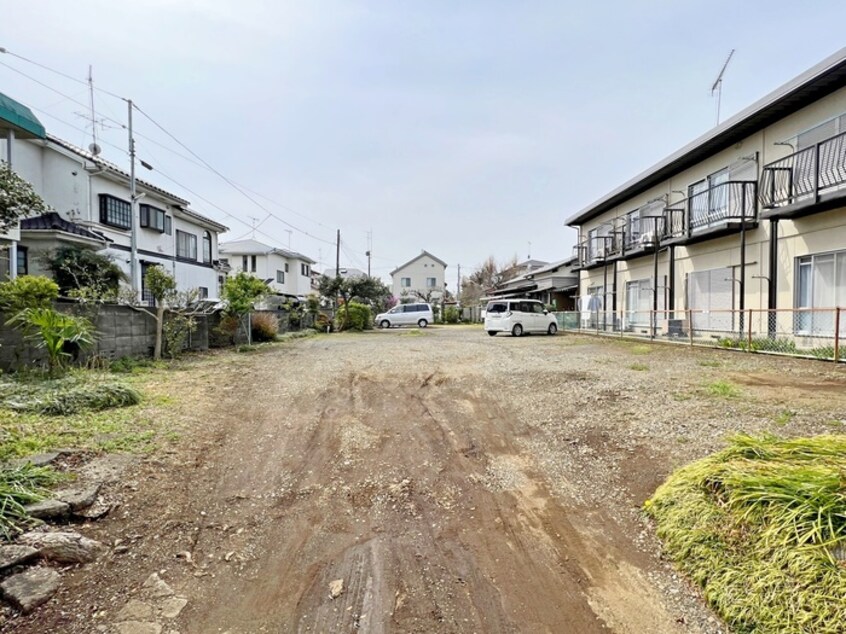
[
  {"left": 87, "top": 65, "right": 101, "bottom": 156},
  {"left": 711, "top": 49, "right": 735, "bottom": 126},
  {"left": 247, "top": 216, "right": 259, "bottom": 238}
]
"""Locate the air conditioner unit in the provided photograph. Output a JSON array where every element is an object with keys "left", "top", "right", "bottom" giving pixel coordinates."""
[
  {"left": 595, "top": 247, "right": 606, "bottom": 259},
  {"left": 640, "top": 231, "right": 655, "bottom": 246}
]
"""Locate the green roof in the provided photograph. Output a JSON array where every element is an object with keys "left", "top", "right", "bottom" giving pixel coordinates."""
[{"left": 0, "top": 92, "right": 45, "bottom": 139}]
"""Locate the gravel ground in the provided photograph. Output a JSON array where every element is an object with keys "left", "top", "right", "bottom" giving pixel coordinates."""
[{"left": 6, "top": 326, "right": 846, "bottom": 633}]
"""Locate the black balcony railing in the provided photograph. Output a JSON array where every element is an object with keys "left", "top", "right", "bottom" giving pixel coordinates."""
[
  {"left": 663, "top": 206, "right": 686, "bottom": 239},
  {"left": 761, "top": 130, "right": 846, "bottom": 209},
  {"left": 689, "top": 181, "right": 756, "bottom": 230},
  {"left": 622, "top": 214, "right": 664, "bottom": 251}
]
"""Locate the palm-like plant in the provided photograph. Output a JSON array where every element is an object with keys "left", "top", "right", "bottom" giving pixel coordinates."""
[{"left": 8, "top": 308, "right": 96, "bottom": 374}]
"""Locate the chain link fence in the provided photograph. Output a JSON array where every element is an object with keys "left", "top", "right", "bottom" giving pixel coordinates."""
[{"left": 553, "top": 308, "right": 844, "bottom": 362}]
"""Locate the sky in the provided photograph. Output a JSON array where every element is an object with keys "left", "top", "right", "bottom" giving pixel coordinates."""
[{"left": 1, "top": 1, "right": 845, "bottom": 284}]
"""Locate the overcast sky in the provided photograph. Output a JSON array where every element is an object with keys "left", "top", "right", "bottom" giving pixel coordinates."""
[{"left": 2, "top": 1, "right": 845, "bottom": 283}]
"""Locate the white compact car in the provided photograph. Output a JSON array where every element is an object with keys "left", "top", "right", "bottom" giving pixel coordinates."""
[
  {"left": 484, "top": 299, "right": 557, "bottom": 337},
  {"left": 375, "top": 303, "right": 434, "bottom": 328}
]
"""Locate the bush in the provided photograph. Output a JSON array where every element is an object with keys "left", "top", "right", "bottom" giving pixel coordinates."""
[
  {"left": 251, "top": 312, "right": 279, "bottom": 342},
  {"left": 162, "top": 313, "right": 196, "bottom": 358},
  {"left": 44, "top": 246, "right": 126, "bottom": 296},
  {"left": 443, "top": 306, "right": 460, "bottom": 324},
  {"left": 336, "top": 302, "right": 372, "bottom": 332},
  {"left": 7, "top": 307, "right": 96, "bottom": 374},
  {"left": 0, "top": 464, "right": 64, "bottom": 537},
  {"left": 109, "top": 356, "right": 157, "bottom": 373},
  {"left": 645, "top": 434, "right": 846, "bottom": 633},
  {"left": 314, "top": 313, "right": 332, "bottom": 332},
  {"left": 0, "top": 275, "right": 59, "bottom": 314}
]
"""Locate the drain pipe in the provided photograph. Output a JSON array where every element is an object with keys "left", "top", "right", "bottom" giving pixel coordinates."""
[
  {"left": 668, "top": 245, "right": 675, "bottom": 319},
  {"left": 768, "top": 218, "right": 779, "bottom": 336},
  {"left": 739, "top": 186, "right": 747, "bottom": 337}
]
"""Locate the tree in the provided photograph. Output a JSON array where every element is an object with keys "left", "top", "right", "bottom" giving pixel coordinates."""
[
  {"left": 0, "top": 275, "right": 59, "bottom": 314},
  {"left": 0, "top": 161, "right": 50, "bottom": 233},
  {"left": 460, "top": 256, "right": 519, "bottom": 305},
  {"left": 43, "top": 246, "right": 126, "bottom": 298},
  {"left": 144, "top": 265, "right": 178, "bottom": 360},
  {"left": 8, "top": 307, "right": 96, "bottom": 375},
  {"left": 222, "top": 272, "right": 269, "bottom": 343},
  {"left": 318, "top": 275, "right": 391, "bottom": 330}
]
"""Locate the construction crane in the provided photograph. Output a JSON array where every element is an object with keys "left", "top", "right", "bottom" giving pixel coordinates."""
[{"left": 711, "top": 49, "right": 735, "bottom": 126}]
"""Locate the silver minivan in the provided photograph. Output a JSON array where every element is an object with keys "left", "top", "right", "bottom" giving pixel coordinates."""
[
  {"left": 375, "top": 303, "right": 434, "bottom": 328},
  {"left": 484, "top": 299, "right": 557, "bottom": 336}
]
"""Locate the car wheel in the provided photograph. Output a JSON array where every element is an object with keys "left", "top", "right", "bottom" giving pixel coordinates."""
[
  {"left": 380, "top": 320, "right": 390, "bottom": 329},
  {"left": 418, "top": 319, "right": 428, "bottom": 328},
  {"left": 547, "top": 323, "right": 558, "bottom": 335},
  {"left": 512, "top": 324, "right": 523, "bottom": 337},
  {"left": 487, "top": 331, "right": 497, "bottom": 337}
]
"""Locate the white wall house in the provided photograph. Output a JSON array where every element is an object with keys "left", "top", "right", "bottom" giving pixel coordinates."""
[
  {"left": 390, "top": 250, "right": 447, "bottom": 300},
  {"left": 0, "top": 132, "right": 229, "bottom": 300},
  {"left": 218, "top": 239, "right": 316, "bottom": 298}
]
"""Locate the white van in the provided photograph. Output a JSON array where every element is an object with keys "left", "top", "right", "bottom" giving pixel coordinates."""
[
  {"left": 484, "top": 299, "right": 557, "bottom": 337},
  {"left": 375, "top": 303, "right": 434, "bottom": 328}
]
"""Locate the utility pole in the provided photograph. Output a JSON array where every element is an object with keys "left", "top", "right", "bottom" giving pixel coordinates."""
[
  {"left": 365, "top": 230, "right": 372, "bottom": 277},
  {"left": 335, "top": 229, "right": 340, "bottom": 277},
  {"left": 456, "top": 264, "right": 461, "bottom": 304},
  {"left": 127, "top": 99, "right": 139, "bottom": 297}
]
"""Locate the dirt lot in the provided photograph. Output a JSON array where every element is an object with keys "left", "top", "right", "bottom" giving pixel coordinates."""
[{"left": 7, "top": 327, "right": 846, "bottom": 633}]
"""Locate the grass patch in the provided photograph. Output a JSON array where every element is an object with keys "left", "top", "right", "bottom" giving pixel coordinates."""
[
  {"left": 773, "top": 409, "right": 795, "bottom": 427},
  {"left": 704, "top": 380, "right": 741, "bottom": 399},
  {"left": 400, "top": 329, "right": 426, "bottom": 337},
  {"left": 628, "top": 362, "right": 649, "bottom": 371},
  {"left": 109, "top": 356, "right": 162, "bottom": 374},
  {"left": 3, "top": 382, "right": 141, "bottom": 416},
  {"left": 645, "top": 434, "right": 846, "bottom": 633},
  {"left": 628, "top": 344, "right": 652, "bottom": 356},
  {"left": 698, "top": 359, "right": 722, "bottom": 368},
  {"left": 0, "top": 464, "right": 65, "bottom": 537}
]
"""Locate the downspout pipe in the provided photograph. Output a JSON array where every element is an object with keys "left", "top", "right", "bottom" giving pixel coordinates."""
[{"left": 768, "top": 218, "right": 779, "bottom": 337}]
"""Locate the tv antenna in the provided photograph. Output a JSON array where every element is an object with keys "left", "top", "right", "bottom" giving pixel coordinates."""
[
  {"left": 711, "top": 49, "right": 735, "bottom": 126},
  {"left": 247, "top": 216, "right": 260, "bottom": 238}
]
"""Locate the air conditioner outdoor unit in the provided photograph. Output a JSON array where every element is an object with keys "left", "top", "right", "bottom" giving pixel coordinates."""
[{"left": 640, "top": 231, "right": 655, "bottom": 246}]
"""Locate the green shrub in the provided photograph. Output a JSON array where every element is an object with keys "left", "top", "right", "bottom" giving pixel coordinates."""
[
  {"left": 314, "top": 313, "right": 332, "bottom": 332},
  {"left": 109, "top": 356, "right": 157, "bottom": 373},
  {"left": 162, "top": 313, "right": 196, "bottom": 358},
  {"left": 0, "top": 464, "right": 64, "bottom": 537},
  {"left": 646, "top": 434, "right": 846, "bottom": 633},
  {"left": 7, "top": 307, "right": 96, "bottom": 374},
  {"left": 250, "top": 312, "right": 279, "bottom": 342},
  {"left": 4, "top": 382, "right": 141, "bottom": 415},
  {"left": 0, "top": 275, "right": 59, "bottom": 314},
  {"left": 718, "top": 336, "right": 798, "bottom": 353},
  {"left": 336, "top": 302, "right": 372, "bottom": 331},
  {"left": 443, "top": 306, "right": 460, "bottom": 324}
]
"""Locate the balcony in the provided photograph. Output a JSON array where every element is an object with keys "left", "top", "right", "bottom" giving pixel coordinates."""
[
  {"left": 573, "top": 231, "right": 616, "bottom": 270},
  {"left": 662, "top": 181, "right": 757, "bottom": 245},
  {"left": 760, "top": 131, "right": 846, "bottom": 219}
]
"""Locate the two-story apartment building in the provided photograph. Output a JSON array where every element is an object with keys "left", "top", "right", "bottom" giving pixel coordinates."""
[
  {"left": 219, "top": 239, "right": 316, "bottom": 298},
  {"left": 568, "top": 47, "right": 846, "bottom": 344},
  {"left": 391, "top": 250, "right": 448, "bottom": 300},
  {"left": 0, "top": 128, "right": 229, "bottom": 300}
]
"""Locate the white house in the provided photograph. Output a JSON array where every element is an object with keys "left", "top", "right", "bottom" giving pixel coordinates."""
[
  {"left": 390, "top": 250, "right": 448, "bottom": 300},
  {"left": 218, "top": 239, "right": 316, "bottom": 298},
  {"left": 0, "top": 129, "right": 229, "bottom": 300}
]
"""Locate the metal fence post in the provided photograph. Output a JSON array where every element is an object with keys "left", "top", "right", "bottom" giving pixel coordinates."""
[
  {"left": 835, "top": 307, "right": 841, "bottom": 363},
  {"left": 747, "top": 308, "right": 753, "bottom": 351},
  {"left": 688, "top": 309, "right": 693, "bottom": 347}
]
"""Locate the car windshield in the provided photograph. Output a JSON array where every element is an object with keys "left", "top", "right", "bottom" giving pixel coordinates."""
[{"left": 486, "top": 302, "right": 508, "bottom": 313}]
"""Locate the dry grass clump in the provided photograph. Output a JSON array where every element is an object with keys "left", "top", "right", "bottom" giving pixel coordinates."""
[{"left": 645, "top": 434, "right": 846, "bottom": 633}]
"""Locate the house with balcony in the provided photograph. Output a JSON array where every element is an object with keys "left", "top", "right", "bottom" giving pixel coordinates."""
[
  {"left": 567, "top": 47, "right": 846, "bottom": 341},
  {"left": 484, "top": 258, "right": 579, "bottom": 310},
  {"left": 390, "top": 250, "right": 447, "bottom": 301},
  {"left": 0, "top": 128, "right": 229, "bottom": 301},
  {"left": 219, "top": 238, "right": 316, "bottom": 299}
]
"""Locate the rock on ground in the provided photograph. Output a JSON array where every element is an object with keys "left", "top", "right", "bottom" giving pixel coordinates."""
[
  {"left": 56, "top": 483, "right": 102, "bottom": 512},
  {"left": 0, "top": 545, "right": 38, "bottom": 572},
  {"left": 0, "top": 566, "right": 61, "bottom": 614},
  {"left": 141, "top": 573, "right": 174, "bottom": 599},
  {"left": 19, "top": 531, "right": 106, "bottom": 564},
  {"left": 22, "top": 499, "right": 69, "bottom": 519},
  {"left": 112, "top": 622, "right": 162, "bottom": 634}
]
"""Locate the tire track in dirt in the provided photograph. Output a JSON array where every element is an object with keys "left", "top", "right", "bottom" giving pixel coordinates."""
[{"left": 178, "top": 364, "right": 682, "bottom": 633}]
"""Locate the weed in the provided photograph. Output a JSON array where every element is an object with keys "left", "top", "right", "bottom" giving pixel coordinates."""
[
  {"left": 697, "top": 360, "right": 722, "bottom": 368},
  {"left": 3, "top": 382, "right": 141, "bottom": 415},
  {"left": 704, "top": 380, "right": 741, "bottom": 399},
  {"left": 772, "top": 409, "right": 795, "bottom": 427},
  {"left": 237, "top": 345, "right": 258, "bottom": 353},
  {"left": 645, "top": 434, "right": 846, "bottom": 633},
  {"left": 628, "top": 362, "right": 649, "bottom": 371},
  {"left": 109, "top": 356, "right": 160, "bottom": 374},
  {"left": 629, "top": 345, "right": 652, "bottom": 356},
  {"left": 0, "top": 464, "right": 65, "bottom": 537}
]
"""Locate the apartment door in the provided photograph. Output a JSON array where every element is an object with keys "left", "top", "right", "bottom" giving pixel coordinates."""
[{"left": 687, "top": 268, "right": 734, "bottom": 332}]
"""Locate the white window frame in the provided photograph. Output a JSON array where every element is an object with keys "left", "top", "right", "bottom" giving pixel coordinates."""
[
  {"left": 794, "top": 249, "right": 846, "bottom": 336},
  {"left": 401, "top": 277, "right": 411, "bottom": 288}
]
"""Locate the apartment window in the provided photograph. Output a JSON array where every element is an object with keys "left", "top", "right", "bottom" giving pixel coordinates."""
[
  {"left": 625, "top": 279, "right": 664, "bottom": 327},
  {"left": 176, "top": 230, "right": 197, "bottom": 260},
  {"left": 164, "top": 215, "right": 172, "bottom": 235},
  {"left": 795, "top": 250, "right": 846, "bottom": 335},
  {"left": 301, "top": 263, "right": 310, "bottom": 276},
  {"left": 277, "top": 270, "right": 285, "bottom": 284},
  {"left": 98, "top": 194, "right": 131, "bottom": 229},
  {"left": 687, "top": 268, "right": 734, "bottom": 332},
  {"left": 198, "top": 287, "right": 209, "bottom": 299},
  {"left": 401, "top": 277, "right": 411, "bottom": 288},
  {"left": 426, "top": 277, "right": 437, "bottom": 288},
  {"left": 284, "top": 263, "right": 289, "bottom": 273},
  {"left": 139, "top": 204, "right": 166, "bottom": 232},
  {"left": 16, "top": 246, "right": 28, "bottom": 276},
  {"left": 241, "top": 255, "right": 256, "bottom": 272},
  {"left": 202, "top": 231, "right": 212, "bottom": 264}
]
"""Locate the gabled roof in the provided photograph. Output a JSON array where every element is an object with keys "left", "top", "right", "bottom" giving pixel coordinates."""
[
  {"left": 566, "top": 46, "right": 846, "bottom": 227},
  {"left": 179, "top": 208, "right": 228, "bottom": 233},
  {"left": 21, "top": 212, "right": 109, "bottom": 243},
  {"left": 390, "top": 250, "right": 448, "bottom": 276},
  {"left": 323, "top": 267, "right": 367, "bottom": 279},
  {"left": 219, "top": 238, "right": 316, "bottom": 263}
]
